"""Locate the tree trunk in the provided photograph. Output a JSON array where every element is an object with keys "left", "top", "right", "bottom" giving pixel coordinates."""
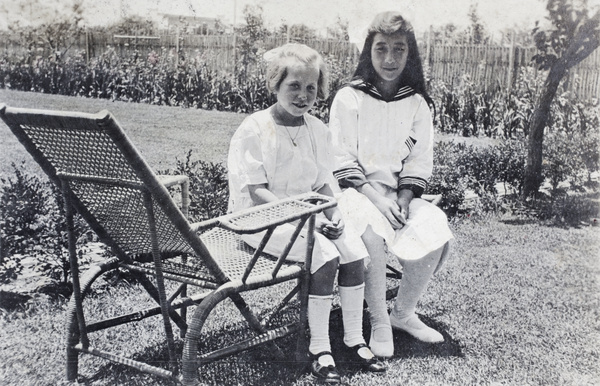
[
  {"left": 523, "top": 60, "right": 568, "bottom": 198},
  {"left": 522, "top": 9, "right": 599, "bottom": 198}
]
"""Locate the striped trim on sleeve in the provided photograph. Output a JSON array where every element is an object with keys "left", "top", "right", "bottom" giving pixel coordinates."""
[
  {"left": 334, "top": 166, "right": 369, "bottom": 189},
  {"left": 405, "top": 136, "right": 417, "bottom": 152},
  {"left": 398, "top": 176, "right": 427, "bottom": 198}
]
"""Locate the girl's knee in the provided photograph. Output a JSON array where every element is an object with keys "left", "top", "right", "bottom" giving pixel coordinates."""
[
  {"left": 338, "top": 259, "right": 365, "bottom": 286},
  {"left": 310, "top": 259, "right": 339, "bottom": 295}
]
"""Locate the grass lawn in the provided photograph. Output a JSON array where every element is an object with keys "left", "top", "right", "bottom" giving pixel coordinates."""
[
  {"left": 0, "top": 89, "right": 246, "bottom": 177},
  {"left": 0, "top": 90, "right": 599, "bottom": 385}
]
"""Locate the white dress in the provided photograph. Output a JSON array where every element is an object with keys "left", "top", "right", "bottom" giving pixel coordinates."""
[
  {"left": 329, "top": 83, "right": 454, "bottom": 264},
  {"left": 227, "top": 107, "right": 368, "bottom": 273}
]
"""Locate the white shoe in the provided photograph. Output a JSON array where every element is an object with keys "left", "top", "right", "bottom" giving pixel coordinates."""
[
  {"left": 368, "top": 324, "right": 394, "bottom": 358},
  {"left": 390, "top": 312, "right": 444, "bottom": 343}
]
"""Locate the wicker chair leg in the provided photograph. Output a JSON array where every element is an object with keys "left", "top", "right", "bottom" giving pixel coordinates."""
[
  {"left": 296, "top": 215, "right": 315, "bottom": 363},
  {"left": 180, "top": 255, "right": 188, "bottom": 338},
  {"left": 181, "top": 287, "right": 235, "bottom": 386},
  {"left": 65, "top": 258, "right": 120, "bottom": 381},
  {"left": 295, "top": 272, "right": 310, "bottom": 363},
  {"left": 229, "top": 292, "right": 285, "bottom": 359},
  {"left": 385, "top": 264, "right": 403, "bottom": 302},
  {"left": 143, "top": 192, "right": 178, "bottom": 375}
]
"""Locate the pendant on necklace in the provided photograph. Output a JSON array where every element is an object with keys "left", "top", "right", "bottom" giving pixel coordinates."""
[{"left": 284, "top": 124, "right": 300, "bottom": 147}]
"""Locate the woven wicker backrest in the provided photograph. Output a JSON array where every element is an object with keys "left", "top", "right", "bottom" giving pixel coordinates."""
[{"left": 0, "top": 105, "right": 198, "bottom": 259}]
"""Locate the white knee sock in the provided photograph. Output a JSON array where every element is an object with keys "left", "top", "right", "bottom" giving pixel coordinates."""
[
  {"left": 338, "top": 283, "right": 367, "bottom": 347},
  {"left": 308, "top": 294, "right": 333, "bottom": 355},
  {"left": 392, "top": 248, "right": 441, "bottom": 318},
  {"left": 390, "top": 247, "right": 444, "bottom": 343},
  {"left": 363, "top": 236, "right": 391, "bottom": 330},
  {"left": 363, "top": 230, "right": 394, "bottom": 356}
]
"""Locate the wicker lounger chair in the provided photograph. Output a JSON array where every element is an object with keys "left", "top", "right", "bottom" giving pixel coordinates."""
[{"left": 0, "top": 104, "right": 337, "bottom": 385}]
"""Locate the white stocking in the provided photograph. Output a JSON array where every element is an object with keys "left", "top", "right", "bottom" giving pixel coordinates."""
[
  {"left": 362, "top": 227, "right": 393, "bottom": 356},
  {"left": 338, "top": 283, "right": 366, "bottom": 347},
  {"left": 308, "top": 294, "right": 333, "bottom": 355}
]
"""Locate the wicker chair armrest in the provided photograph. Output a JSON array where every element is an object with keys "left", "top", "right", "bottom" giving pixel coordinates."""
[
  {"left": 190, "top": 192, "right": 336, "bottom": 234},
  {"left": 189, "top": 218, "right": 221, "bottom": 233},
  {"left": 156, "top": 174, "right": 189, "bottom": 188},
  {"left": 157, "top": 174, "right": 190, "bottom": 218}
]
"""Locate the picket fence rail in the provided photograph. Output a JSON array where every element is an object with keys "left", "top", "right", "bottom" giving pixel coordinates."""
[{"left": 1, "top": 32, "right": 598, "bottom": 101}]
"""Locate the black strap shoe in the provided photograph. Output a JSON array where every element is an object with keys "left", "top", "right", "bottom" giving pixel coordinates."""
[
  {"left": 346, "top": 343, "right": 387, "bottom": 373},
  {"left": 310, "top": 351, "right": 341, "bottom": 384}
]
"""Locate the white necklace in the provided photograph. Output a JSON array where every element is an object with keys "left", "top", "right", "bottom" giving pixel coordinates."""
[{"left": 283, "top": 124, "right": 302, "bottom": 146}]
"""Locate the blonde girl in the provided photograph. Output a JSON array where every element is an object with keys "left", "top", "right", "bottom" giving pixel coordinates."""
[{"left": 227, "top": 43, "right": 385, "bottom": 383}]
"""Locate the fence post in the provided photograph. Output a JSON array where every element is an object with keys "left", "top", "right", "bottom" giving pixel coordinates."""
[
  {"left": 233, "top": 0, "right": 238, "bottom": 73},
  {"left": 176, "top": 28, "right": 180, "bottom": 68},
  {"left": 506, "top": 31, "right": 515, "bottom": 94},
  {"left": 85, "top": 28, "right": 89, "bottom": 64},
  {"left": 425, "top": 25, "right": 432, "bottom": 73}
]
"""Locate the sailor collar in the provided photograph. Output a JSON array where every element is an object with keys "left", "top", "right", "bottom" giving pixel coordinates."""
[{"left": 348, "top": 79, "right": 416, "bottom": 102}]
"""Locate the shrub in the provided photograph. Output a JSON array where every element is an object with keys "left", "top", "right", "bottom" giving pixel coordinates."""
[
  {"left": 0, "top": 150, "right": 232, "bottom": 287},
  {"left": 429, "top": 141, "right": 470, "bottom": 216},
  {"left": 2, "top": 47, "right": 598, "bottom": 146},
  {"left": 0, "top": 163, "right": 49, "bottom": 283},
  {"left": 159, "top": 150, "right": 229, "bottom": 222},
  {"left": 428, "top": 139, "right": 527, "bottom": 217},
  {"left": 542, "top": 95, "right": 600, "bottom": 193},
  {"left": 0, "top": 48, "right": 355, "bottom": 118},
  {"left": 427, "top": 66, "right": 600, "bottom": 143},
  {"left": 0, "top": 163, "right": 91, "bottom": 285}
]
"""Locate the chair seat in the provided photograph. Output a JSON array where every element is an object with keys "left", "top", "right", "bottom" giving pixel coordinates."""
[
  {"left": 200, "top": 227, "right": 302, "bottom": 281},
  {"left": 122, "top": 228, "right": 302, "bottom": 286}
]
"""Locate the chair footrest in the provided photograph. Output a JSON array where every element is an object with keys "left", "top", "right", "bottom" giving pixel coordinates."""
[{"left": 73, "top": 344, "right": 178, "bottom": 381}]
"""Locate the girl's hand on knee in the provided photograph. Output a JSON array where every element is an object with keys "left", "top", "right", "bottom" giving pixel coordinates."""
[
  {"left": 319, "top": 211, "right": 344, "bottom": 240},
  {"left": 374, "top": 196, "right": 405, "bottom": 230},
  {"left": 395, "top": 189, "right": 414, "bottom": 227}
]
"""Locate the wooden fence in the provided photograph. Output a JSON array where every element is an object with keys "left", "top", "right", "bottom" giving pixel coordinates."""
[
  {"left": 1, "top": 32, "right": 598, "bottom": 101},
  {"left": 424, "top": 42, "right": 600, "bottom": 100}
]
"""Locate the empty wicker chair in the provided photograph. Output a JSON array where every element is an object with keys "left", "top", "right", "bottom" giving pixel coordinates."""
[{"left": 0, "top": 104, "right": 336, "bottom": 385}]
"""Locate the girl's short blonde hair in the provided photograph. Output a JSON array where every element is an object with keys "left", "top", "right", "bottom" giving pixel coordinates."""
[{"left": 265, "top": 43, "right": 329, "bottom": 99}]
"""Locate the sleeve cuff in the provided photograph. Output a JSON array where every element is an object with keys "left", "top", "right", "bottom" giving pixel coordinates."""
[
  {"left": 334, "top": 167, "right": 369, "bottom": 189},
  {"left": 398, "top": 177, "right": 427, "bottom": 198}
]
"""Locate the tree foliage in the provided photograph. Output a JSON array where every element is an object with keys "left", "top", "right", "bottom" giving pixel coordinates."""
[
  {"left": 326, "top": 16, "right": 350, "bottom": 41},
  {"left": 3, "top": 0, "right": 85, "bottom": 62},
  {"left": 532, "top": 0, "right": 600, "bottom": 70},
  {"left": 235, "top": 4, "right": 270, "bottom": 82},
  {"left": 468, "top": 3, "right": 488, "bottom": 44},
  {"left": 290, "top": 24, "right": 318, "bottom": 42},
  {"left": 104, "top": 16, "right": 158, "bottom": 36}
]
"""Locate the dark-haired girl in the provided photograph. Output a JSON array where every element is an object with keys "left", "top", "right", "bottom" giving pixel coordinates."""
[{"left": 329, "top": 12, "right": 454, "bottom": 358}]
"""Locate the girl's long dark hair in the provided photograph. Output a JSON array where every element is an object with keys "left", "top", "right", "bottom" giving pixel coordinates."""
[{"left": 352, "top": 11, "right": 434, "bottom": 108}]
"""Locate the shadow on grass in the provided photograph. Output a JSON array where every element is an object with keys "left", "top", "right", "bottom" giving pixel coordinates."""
[
  {"left": 329, "top": 312, "right": 463, "bottom": 364},
  {"left": 76, "top": 321, "right": 306, "bottom": 385},
  {"left": 389, "top": 314, "right": 463, "bottom": 359},
  {"left": 499, "top": 191, "right": 600, "bottom": 229},
  {"left": 74, "top": 310, "right": 462, "bottom": 385},
  {"left": 78, "top": 338, "right": 305, "bottom": 385}
]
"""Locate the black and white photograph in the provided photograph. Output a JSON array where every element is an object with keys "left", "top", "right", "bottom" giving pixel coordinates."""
[{"left": 0, "top": 0, "right": 599, "bottom": 385}]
